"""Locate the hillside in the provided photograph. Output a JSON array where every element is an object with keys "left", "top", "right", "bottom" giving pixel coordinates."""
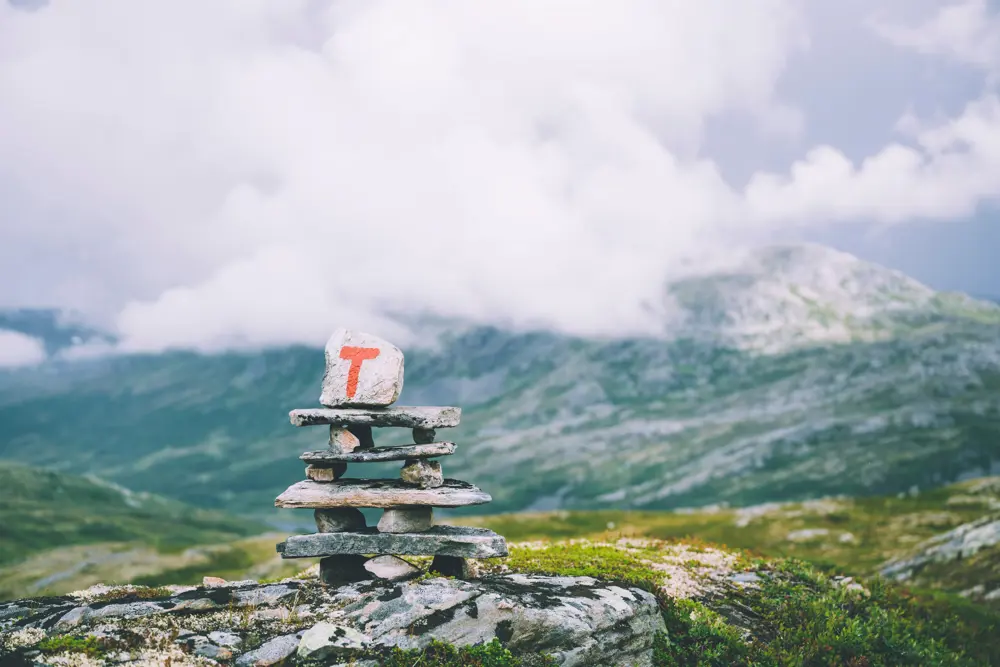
[
  {"left": 0, "top": 244, "right": 998, "bottom": 519},
  {"left": 461, "top": 476, "right": 1000, "bottom": 609},
  {"left": 0, "top": 463, "right": 287, "bottom": 600},
  {"left": 2, "top": 535, "right": 998, "bottom": 666}
]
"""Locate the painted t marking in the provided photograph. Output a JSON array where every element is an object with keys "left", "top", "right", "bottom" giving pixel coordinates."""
[{"left": 339, "top": 346, "right": 380, "bottom": 399}]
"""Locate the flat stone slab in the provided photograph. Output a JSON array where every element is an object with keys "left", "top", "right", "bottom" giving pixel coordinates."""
[
  {"left": 277, "top": 526, "right": 508, "bottom": 559},
  {"left": 301, "top": 442, "right": 456, "bottom": 464},
  {"left": 275, "top": 479, "right": 491, "bottom": 509},
  {"left": 290, "top": 406, "right": 461, "bottom": 428}
]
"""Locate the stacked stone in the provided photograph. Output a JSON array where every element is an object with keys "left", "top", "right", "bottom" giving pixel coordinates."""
[{"left": 275, "top": 328, "right": 508, "bottom": 584}]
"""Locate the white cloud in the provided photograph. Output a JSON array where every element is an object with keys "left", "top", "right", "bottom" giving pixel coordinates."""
[
  {"left": 0, "top": 330, "right": 46, "bottom": 367},
  {"left": 871, "top": 0, "right": 1000, "bottom": 77},
  {"left": 0, "top": 1, "right": 997, "bottom": 351},
  {"left": 743, "top": 94, "right": 1000, "bottom": 226}
]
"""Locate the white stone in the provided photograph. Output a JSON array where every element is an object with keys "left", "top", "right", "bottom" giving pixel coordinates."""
[
  {"left": 364, "top": 555, "right": 421, "bottom": 582},
  {"left": 378, "top": 507, "right": 433, "bottom": 533},
  {"left": 319, "top": 328, "right": 404, "bottom": 408}
]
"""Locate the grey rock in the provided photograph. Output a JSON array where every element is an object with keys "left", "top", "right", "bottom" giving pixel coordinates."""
[
  {"left": 275, "top": 479, "right": 490, "bottom": 509},
  {"left": 881, "top": 514, "right": 1000, "bottom": 580},
  {"left": 208, "top": 630, "right": 243, "bottom": 647},
  {"left": 0, "top": 574, "right": 662, "bottom": 666},
  {"left": 332, "top": 574, "right": 664, "bottom": 666},
  {"left": 306, "top": 463, "right": 347, "bottom": 482},
  {"left": 364, "top": 555, "right": 421, "bottom": 582},
  {"left": 413, "top": 427, "right": 436, "bottom": 444},
  {"left": 320, "top": 555, "right": 371, "bottom": 585},
  {"left": 235, "top": 633, "right": 300, "bottom": 667},
  {"left": 187, "top": 636, "right": 234, "bottom": 661},
  {"left": 315, "top": 507, "right": 367, "bottom": 533},
  {"left": 169, "top": 597, "right": 221, "bottom": 612},
  {"left": 231, "top": 584, "right": 300, "bottom": 607},
  {"left": 289, "top": 406, "right": 461, "bottom": 429},
  {"left": 297, "top": 621, "right": 370, "bottom": 660},
  {"left": 278, "top": 526, "right": 508, "bottom": 559},
  {"left": 320, "top": 329, "right": 405, "bottom": 408},
  {"left": 329, "top": 427, "right": 362, "bottom": 453},
  {"left": 429, "top": 555, "right": 471, "bottom": 579},
  {"left": 377, "top": 507, "right": 433, "bottom": 533},
  {"left": 400, "top": 460, "right": 443, "bottom": 488},
  {"left": 348, "top": 425, "right": 376, "bottom": 449},
  {"left": 301, "top": 442, "right": 456, "bottom": 464}
]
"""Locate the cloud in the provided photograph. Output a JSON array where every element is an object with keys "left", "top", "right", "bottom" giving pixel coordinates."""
[
  {"left": 870, "top": 0, "right": 1000, "bottom": 77},
  {"left": 0, "top": 1, "right": 997, "bottom": 351},
  {"left": 0, "top": 330, "right": 46, "bottom": 367}
]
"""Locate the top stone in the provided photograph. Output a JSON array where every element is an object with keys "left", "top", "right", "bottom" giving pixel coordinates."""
[{"left": 319, "top": 329, "right": 405, "bottom": 408}]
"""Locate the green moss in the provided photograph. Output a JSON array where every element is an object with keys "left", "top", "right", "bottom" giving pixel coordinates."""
[
  {"left": 90, "top": 585, "right": 173, "bottom": 602},
  {"left": 36, "top": 635, "right": 106, "bottom": 658},
  {"left": 372, "top": 638, "right": 555, "bottom": 666}
]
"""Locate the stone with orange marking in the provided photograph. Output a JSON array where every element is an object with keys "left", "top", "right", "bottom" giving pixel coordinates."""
[{"left": 319, "top": 328, "right": 405, "bottom": 408}]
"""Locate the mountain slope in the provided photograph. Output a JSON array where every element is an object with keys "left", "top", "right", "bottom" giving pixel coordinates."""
[
  {"left": 0, "top": 244, "right": 998, "bottom": 518},
  {"left": 0, "top": 462, "right": 266, "bottom": 565}
]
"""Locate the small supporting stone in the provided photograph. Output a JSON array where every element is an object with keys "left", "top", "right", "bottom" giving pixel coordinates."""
[
  {"left": 430, "top": 555, "right": 471, "bottom": 579},
  {"left": 314, "top": 507, "right": 366, "bottom": 533},
  {"left": 329, "top": 428, "right": 361, "bottom": 453},
  {"left": 400, "top": 459, "right": 443, "bottom": 488},
  {"left": 413, "top": 427, "right": 436, "bottom": 444},
  {"left": 306, "top": 462, "right": 347, "bottom": 482},
  {"left": 363, "top": 555, "right": 421, "bottom": 582},
  {"left": 347, "top": 425, "right": 375, "bottom": 449},
  {"left": 377, "top": 506, "right": 433, "bottom": 533},
  {"left": 319, "top": 554, "right": 371, "bottom": 585}
]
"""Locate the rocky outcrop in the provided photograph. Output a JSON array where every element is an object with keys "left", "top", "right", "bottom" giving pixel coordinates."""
[
  {"left": 0, "top": 573, "right": 665, "bottom": 666},
  {"left": 880, "top": 513, "right": 1000, "bottom": 580}
]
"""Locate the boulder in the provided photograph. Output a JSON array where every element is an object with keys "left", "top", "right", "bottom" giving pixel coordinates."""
[{"left": 0, "top": 574, "right": 664, "bottom": 667}]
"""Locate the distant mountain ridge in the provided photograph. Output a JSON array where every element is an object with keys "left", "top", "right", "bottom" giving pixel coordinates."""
[{"left": 0, "top": 244, "right": 998, "bottom": 519}]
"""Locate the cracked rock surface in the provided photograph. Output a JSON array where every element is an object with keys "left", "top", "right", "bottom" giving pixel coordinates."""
[{"left": 0, "top": 573, "right": 664, "bottom": 666}]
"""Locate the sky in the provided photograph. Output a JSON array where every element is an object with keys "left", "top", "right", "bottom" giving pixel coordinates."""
[{"left": 0, "top": 0, "right": 998, "bottom": 364}]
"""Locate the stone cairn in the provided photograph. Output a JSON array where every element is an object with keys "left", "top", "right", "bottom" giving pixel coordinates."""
[{"left": 275, "top": 328, "right": 508, "bottom": 584}]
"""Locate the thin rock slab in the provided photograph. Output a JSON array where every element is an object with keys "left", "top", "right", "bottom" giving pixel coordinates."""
[
  {"left": 319, "top": 328, "right": 405, "bottom": 408},
  {"left": 289, "top": 406, "right": 461, "bottom": 429},
  {"left": 275, "top": 479, "right": 490, "bottom": 509},
  {"left": 301, "top": 442, "right": 456, "bottom": 464},
  {"left": 277, "top": 526, "right": 509, "bottom": 559}
]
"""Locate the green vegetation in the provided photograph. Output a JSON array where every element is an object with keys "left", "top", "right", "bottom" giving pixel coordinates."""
[
  {"left": 497, "top": 541, "right": 1000, "bottom": 666},
  {"left": 375, "top": 639, "right": 556, "bottom": 666},
  {"left": 36, "top": 635, "right": 106, "bottom": 658},
  {"left": 460, "top": 476, "right": 1000, "bottom": 604},
  {"left": 0, "top": 461, "right": 267, "bottom": 566}
]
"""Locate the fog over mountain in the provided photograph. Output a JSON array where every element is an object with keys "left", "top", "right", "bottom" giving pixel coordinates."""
[{"left": 0, "top": 1, "right": 999, "bottom": 360}]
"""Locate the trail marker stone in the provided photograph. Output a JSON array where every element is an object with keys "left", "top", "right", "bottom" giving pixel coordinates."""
[{"left": 319, "top": 329, "right": 404, "bottom": 408}]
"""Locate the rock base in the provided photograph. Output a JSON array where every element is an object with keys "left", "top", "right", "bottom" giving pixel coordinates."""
[{"left": 0, "top": 574, "right": 665, "bottom": 667}]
